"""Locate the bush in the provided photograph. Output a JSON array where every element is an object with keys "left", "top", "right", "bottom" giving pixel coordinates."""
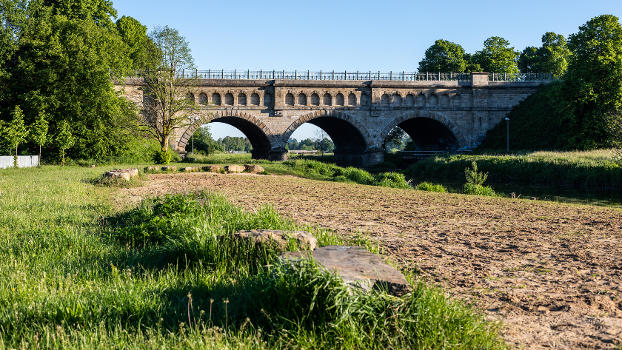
[
  {"left": 152, "top": 149, "right": 180, "bottom": 164},
  {"left": 376, "top": 172, "right": 411, "bottom": 189},
  {"left": 463, "top": 183, "right": 497, "bottom": 196},
  {"left": 415, "top": 182, "right": 447, "bottom": 192},
  {"left": 342, "top": 167, "right": 375, "bottom": 185}
]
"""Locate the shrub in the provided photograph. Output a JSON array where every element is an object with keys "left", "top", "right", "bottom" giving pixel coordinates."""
[
  {"left": 152, "top": 149, "right": 180, "bottom": 164},
  {"left": 342, "top": 167, "right": 375, "bottom": 184},
  {"left": 464, "top": 161, "right": 488, "bottom": 186},
  {"left": 463, "top": 183, "right": 497, "bottom": 196},
  {"left": 415, "top": 182, "right": 447, "bottom": 192},
  {"left": 376, "top": 172, "right": 411, "bottom": 189}
]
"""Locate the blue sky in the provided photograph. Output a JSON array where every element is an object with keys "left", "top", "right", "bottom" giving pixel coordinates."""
[{"left": 114, "top": 0, "right": 621, "bottom": 139}]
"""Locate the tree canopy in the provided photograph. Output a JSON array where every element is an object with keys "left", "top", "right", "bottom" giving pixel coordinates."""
[
  {"left": 518, "top": 32, "right": 571, "bottom": 78},
  {"left": 418, "top": 39, "right": 466, "bottom": 72},
  {"left": 471, "top": 36, "right": 520, "bottom": 73}
]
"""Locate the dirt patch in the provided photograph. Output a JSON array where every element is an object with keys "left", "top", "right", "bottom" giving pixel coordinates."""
[{"left": 119, "top": 172, "right": 622, "bottom": 349}]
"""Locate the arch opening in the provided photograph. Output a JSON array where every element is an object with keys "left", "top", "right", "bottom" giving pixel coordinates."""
[
  {"left": 287, "top": 116, "right": 367, "bottom": 166},
  {"left": 184, "top": 117, "right": 271, "bottom": 159},
  {"left": 394, "top": 117, "right": 458, "bottom": 151}
]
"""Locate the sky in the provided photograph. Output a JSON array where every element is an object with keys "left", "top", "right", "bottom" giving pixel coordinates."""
[{"left": 114, "top": 0, "right": 621, "bottom": 140}]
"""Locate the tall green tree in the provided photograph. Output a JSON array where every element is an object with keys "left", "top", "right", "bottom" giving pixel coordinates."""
[
  {"left": 30, "top": 110, "right": 48, "bottom": 163},
  {"left": 54, "top": 120, "right": 74, "bottom": 165},
  {"left": 472, "top": 36, "right": 519, "bottom": 73},
  {"left": 2, "top": 105, "right": 29, "bottom": 167},
  {"left": 418, "top": 39, "right": 466, "bottom": 72},
  {"left": 116, "top": 15, "right": 159, "bottom": 71},
  {"left": 565, "top": 14, "right": 622, "bottom": 149},
  {"left": 140, "top": 26, "right": 197, "bottom": 154},
  {"left": 518, "top": 32, "right": 571, "bottom": 77}
]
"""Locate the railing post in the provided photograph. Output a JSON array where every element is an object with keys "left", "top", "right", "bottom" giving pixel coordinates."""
[
  {"left": 221, "top": 69, "right": 224, "bottom": 79},
  {"left": 208, "top": 69, "right": 211, "bottom": 79},
  {"left": 356, "top": 71, "right": 359, "bottom": 80},
  {"left": 320, "top": 70, "right": 322, "bottom": 80},
  {"left": 272, "top": 70, "right": 275, "bottom": 79},
  {"left": 377, "top": 71, "right": 380, "bottom": 80},
  {"left": 294, "top": 70, "right": 297, "bottom": 80},
  {"left": 259, "top": 69, "right": 262, "bottom": 79},
  {"left": 332, "top": 70, "right": 334, "bottom": 80},
  {"left": 504, "top": 72, "right": 506, "bottom": 81},
  {"left": 344, "top": 70, "right": 347, "bottom": 80},
  {"left": 282, "top": 70, "right": 285, "bottom": 79},
  {"left": 426, "top": 72, "right": 428, "bottom": 81},
  {"left": 247, "top": 69, "right": 250, "bottom": 79},
  {"left": 438, "top": 71, "right": 441, "bottom": 80},
  {"left": 307, "top": 70, "right": 310, "bottom": 80},
  {"left": 389, "top": 71, "right": 392, "bottom": 80}
]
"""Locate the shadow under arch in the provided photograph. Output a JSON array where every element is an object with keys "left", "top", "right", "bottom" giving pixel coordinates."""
[
  {"left": 380, "top": 111, "right": 464, "bottom": 151},
  {"left": 281, "top": 110, "right": 370, "bottom": 166},
  {"left": 178, "top": 110, "right": 273, "bottom": 159}
]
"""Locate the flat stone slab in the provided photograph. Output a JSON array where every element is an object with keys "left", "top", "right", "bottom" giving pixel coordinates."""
[
  {"left": 226, "top": 165, "right": 245, "bottom": 173},
  {"left": 233, "top": 229, "right": 317, "bottom": 251},
  {"left": 244, "top": 164, "right": 265, "bottom": 174},
  {"left": 283, "top": 246, "right": 411, "bottom": 296}
]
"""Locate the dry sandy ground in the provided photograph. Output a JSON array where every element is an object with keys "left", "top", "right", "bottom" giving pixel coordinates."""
[{"left": 119, "top": 172, "right": 622, "bottom": 349}]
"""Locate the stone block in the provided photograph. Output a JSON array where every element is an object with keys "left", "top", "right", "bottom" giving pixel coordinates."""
[
  {"left": 244, "top": 164, "right": 265, "bottom": 173},
  {"left": 202, "top": 165, "right": 222, "bottom": 173},
  {"left": 282, "top": 246, "right": 411, "bottom": 296},
  {"left": 226, "top": 165, "right": 245, "bottom": 173}
]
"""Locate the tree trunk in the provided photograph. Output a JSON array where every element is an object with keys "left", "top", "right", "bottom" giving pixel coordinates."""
[
  {"left": 14, "top": 144, "right": 18, "bottom": 168},
  {"left": 39, "top": 144, "right": 42, "bottom": 166},
  {"left": 161, "top": 136, "right": 169, "bottom": 152}
]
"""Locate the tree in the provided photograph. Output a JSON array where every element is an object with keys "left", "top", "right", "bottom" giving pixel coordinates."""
[
  {"left": 116, "top": 15, "right": 159, "bottom": 71},
  {"left": 518, "top": 46, "right": 540, "bottom": 72},
  {"left": 2, "top": 105, "right": 29, "bottom": 167},
  {"left": 30, "top": 110, "right": 48, "bottom": 163},
  {"left": 139, "top": 26, "right": 198, "bottom": 159},
  {"left": 55, "top": 120, "right": 74, "bottom": 165},
  {"left": 472, "top": 36, "right": 519, "bottom": 73},
  {"left": 565, "top": 14, "right": 622, "bottom": 149},
  {"left": 518, "top": 32, "right": 571, "bottom": 77},
  {"left": 418, "top": 39, "right": 466, "bottom": 72}
]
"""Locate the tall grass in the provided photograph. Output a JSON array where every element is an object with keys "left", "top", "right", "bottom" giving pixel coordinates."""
[
  {"left": 0, "top": 166, "right": 505, "bottom": 349},
  {"left": 405, "top": 150, "right": 622, "bottom": 193}
]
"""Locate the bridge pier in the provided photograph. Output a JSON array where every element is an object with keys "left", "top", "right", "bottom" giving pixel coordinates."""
[
  {"left": 335, "top": 150, "right": 384, "bottom": 168},
  {"left": 268, "top": 148, "right": 288, "bottom": 161}
]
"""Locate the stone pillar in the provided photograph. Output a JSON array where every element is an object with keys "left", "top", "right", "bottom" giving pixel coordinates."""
[
  {"left": 268, "top": 148, "right": 288, "bottom": 161},
  {"left": 471, "top": 72, "right": 489, "bottom": 86}
]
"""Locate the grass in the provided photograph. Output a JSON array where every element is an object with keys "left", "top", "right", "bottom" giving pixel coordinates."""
[
  {"left": 404, "top": 149, "right": 621, "bottom": 204},
  {"left": 0, "top": 165, "right": 505, "bottom": 349}
]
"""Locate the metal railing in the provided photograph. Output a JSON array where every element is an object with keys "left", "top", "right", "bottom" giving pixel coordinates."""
[
  {"left": 128, "top": 70, "right": 554, "bottom": 82},
  {"left": 489, "top": 72, "right": 553, "bottom": 82}
]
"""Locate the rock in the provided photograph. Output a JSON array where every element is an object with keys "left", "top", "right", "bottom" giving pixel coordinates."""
[
  {"left": 182, "top": 166, "right": 199, "bottom": 172},
  {"left": 161, "top": 166, "right": 177, "bottom": 172},
  {"left": 233, "top": 229, "right": 317, "bottom": 251},
  {"left": 282, "top": 246, "right": 411, "bottom": 296},
  {"left": 90, "top": 164, "right": 96, "bottom": 168},
  {"left": 226, "top": 165, "right": 245, "bottom": 173},
  {"left": 244, "top": 164, "right": 265, "bottom": 174},
  {"left": 104, "top": 168, "right": 139, "bottom": 182},
  {"left": 145, "top": 165, "right": 160, "bottom": 172},
  {"left": 202, "top": 165, "right": 221, "bottom": 173}
]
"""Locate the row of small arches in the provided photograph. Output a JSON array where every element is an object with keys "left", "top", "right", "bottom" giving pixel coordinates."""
[
  {"left": 284, "top": 92, "right": 358, "bottom": 107},
  {"left": 188, "top": 92, "right": 273, "bottom": 107},
  {"left": 378, "top": 93, "right": 462, "bottom": 107}
]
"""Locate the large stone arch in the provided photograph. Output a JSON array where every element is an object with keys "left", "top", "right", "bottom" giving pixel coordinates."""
[
  {"left": 379, "top": 110, "right": 468, "bottom": 149},
  {"left": 280, "top": 110, "right": 378, "bottom": 166},
  {"left": 176, "top": 109, "right": 274, "bottom": 159}
]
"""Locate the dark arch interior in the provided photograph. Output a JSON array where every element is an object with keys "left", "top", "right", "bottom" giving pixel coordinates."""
[
  {"left": 396, "top": 117, "right": 458, "bottom": 150},
  {"left": 299, "top": 117, "right": 367, "bottom": 165},
  {"left": 186, "top": 116, "right": 271, "bottom": 159}
]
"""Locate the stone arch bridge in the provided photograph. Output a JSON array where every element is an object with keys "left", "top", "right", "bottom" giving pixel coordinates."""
[{"left": 117, "top": 71, "right": 552, "bottom": 167}]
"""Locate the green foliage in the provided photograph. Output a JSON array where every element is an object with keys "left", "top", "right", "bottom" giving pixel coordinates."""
[
  {"left": 471, "top": 36, "right": 519, "bottom": 73},
  {"left": 186, "top": 125, "right": 224, "bottom": 154},
  {"left": 115, "top": 15, "right": 159, "bottom": 71},
  {"left": 30, "top": 110, "right": 48, "bottom": 161},
  {"left": 405, "top": 151, "right": 621, "bottom": 195},
  {"left": 286, "top": 137, "right": 334, "bottom": 153},
  {"left": 2, "top": 105, "right": 29, "bottom": 166},
  {"left": 463, "top": 183, "right": 497, "bottom": 196},
  {"left": 418, "top": 39, "right": 467, "bottom": 72},
  {"left": 153, "top": 149, "right": 174, "bottom": 164},
  {"left": 464, "top": 161, "right": 488, "bottom": 186},
  {"left": 415, "top": 182, "right": 447, "bottom": 192},
  {"left": 564, "top": 14, "right": 622, "bottom": 149},
  {"left": 375, "top": 172, "right": 411, "bottom": 189},
  {"left": 483, "top": 15, "right": 622, "bottom": 151},
  {"left": 0, "top": 0, "right": 155, "bottom": 162},
  {"left": 54, "top": 120, "right": 74, "bottom": 165},
  {"left": 518, "top": 32, "right": 570, "bottom": 78}
]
